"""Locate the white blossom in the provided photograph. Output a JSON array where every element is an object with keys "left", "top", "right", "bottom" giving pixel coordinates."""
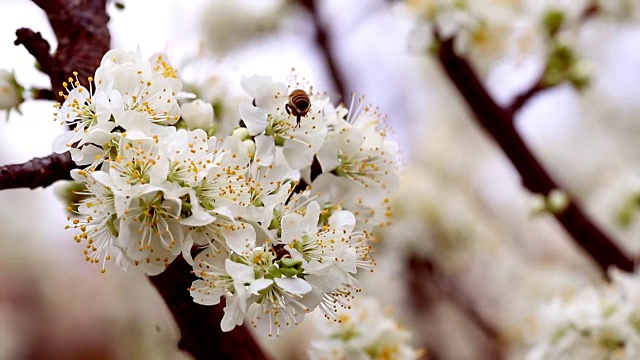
[
  {"left": 239, "top": 73, "right": 329, "bottom": 170},
  {"left": 526, "top": 268, "right": 640, "bottom": 359},
  {"left": 56, "top": 48, "right": 401, "bottom": 339},
  {"left": 308, "top": 297, "right": 423, "bottom": 360},
  {"left": 181, "top": 99, "right": 215, "bottom": 131},
  {"left": 0, "top": 69, "right": 24, "bottom": 115},
  {"left": 66, "top": 169, "right": 121, "bottom": 273}
]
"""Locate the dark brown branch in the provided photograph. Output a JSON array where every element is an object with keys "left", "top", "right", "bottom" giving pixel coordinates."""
[
  {"left": 0, "top": 152, "right": 78, "bottom": 190},
  {"left": 14, "top": 28, "right": 53, "bottom": 76},
  {"left": 15, "top": 0, "right": 111, "bottom": 104},
  {"left": 150, "top": 256, "right": 270, "bottom": 360},
  {"left": 299, "top": 0, "right": 347, "bottom": 102},
  {"left": 436, "top": 37, "right": 635, "bottom": 274},
  {"left": 508, "top": 77, "right": 545, "bottom": 114},
  {"left": 32, "top": 88, "right": 55, "bottom": 100}
]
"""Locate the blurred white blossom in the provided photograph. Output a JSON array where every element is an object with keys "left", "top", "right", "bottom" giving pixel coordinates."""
[
  {"left": 308, "top": 296, "right": 423, "bottom": 360},
  {"left": 526, "top": 269, "right": 640, "bottom": 359},
  {"left": 0, "top": 69, "right": 24, "bottom": 116}
]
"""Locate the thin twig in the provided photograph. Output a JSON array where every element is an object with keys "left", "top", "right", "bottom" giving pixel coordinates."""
[
  {"left": 508, "top": 77, "right": 545, "bottom": 114},
  {"left": 299, "top": 0, "right": 348, "bottom": 102},
  {"left": 507, "top": 4, "right": 601, "bottom": 114},
  {"left": 32, "top": 88, "right": 55, "bottom": 100},
  {"left": 436, "top": 36, "right": 635, "bottom": 275},
  {"left": 14, "top": 28, "right": 53, "bottom": 76}
]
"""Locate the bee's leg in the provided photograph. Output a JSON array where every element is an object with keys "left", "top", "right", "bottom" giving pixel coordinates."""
[{"left": 296, "top": 114, "right": 301, "bottom": 128}]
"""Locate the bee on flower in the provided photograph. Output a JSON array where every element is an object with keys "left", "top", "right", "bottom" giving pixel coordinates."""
[{"left": 58, "top": 48, "right": 400, "bottom": 338}]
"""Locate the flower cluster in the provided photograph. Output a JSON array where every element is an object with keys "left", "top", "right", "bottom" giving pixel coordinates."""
[
  {"left": 56, "top": 49, "right": 399, "bottom": 335},
  {"left": 527, "top": 269, "right": 640, "bottom": 359},
  {"left": 308, "top": 297, "right": 423, "bottom": 360},
  {"left": 402, "top": 0, "right": 621, "bottom": 84}
]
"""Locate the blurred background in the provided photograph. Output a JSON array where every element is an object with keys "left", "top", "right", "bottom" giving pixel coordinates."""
[{"left": 1, "top": 0, "right": 640, "bottom": 359}]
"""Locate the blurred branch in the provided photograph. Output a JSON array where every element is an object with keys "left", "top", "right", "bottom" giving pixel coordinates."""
[
  {"left": 508, "top": 77, "right": 545, "bottom": 114},
  {"left": 299, "top": 0, "right": 347, "bottom": 102},
  {"left": 507, "top": 4, "right": 600, "bottom": 113},
  {"left": 6, "top": 1, "right": 270, "bottom": 359},
  {"left": 150, "top": 256, "right": 270, "bottom": 360},
  {"left": 435, "top": 36, "right": 635, "bottom": 275},
  {"left": 0, "top": 152, "right": 77, "bottom": 190},
  {"left": 407, "top": 256, "right": 503, "bottom": 359},
  {"left": 32, "top": 88, "right": 55, "bottom": 100}
]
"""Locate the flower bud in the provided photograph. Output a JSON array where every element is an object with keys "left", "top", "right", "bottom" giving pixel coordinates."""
[
  {"left": 181, "top": 99, "right": 214, "bottom": 130},
  {"left": 527, "top": 193, "right": 547, "bottom": 216},
  {"left": 243, "top": 139, "right": 256, "bottom": 159},
  {"left": 232, "top": 127, "right": 251, "bottom": 140},
  {"left": 0, "top": 69, "right": 24, "bottom": 115},
  {"left": 548, "top": 189, "right": 569, "bottom": 213}
]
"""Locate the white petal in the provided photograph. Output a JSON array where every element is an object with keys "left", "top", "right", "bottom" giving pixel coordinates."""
[
  {"left": 190, "top": 279, "right": 224, "bottom": 305},
  {"left": 220, "top": 296, "right": 246, "bottom": 332},
  {"left": 52, "top": 131, "right": 75, "bottom": 153},
  {"left": 118, "top": 110, "right": 149, "bottom": 132},
  {"left": 182, "top": 213, "right": 216, "bottom": 227},
  {"left": 109, "top": 89, "right": 125, "bottom": 122},
  {"left": 225, "top": 259, "right": 255, "bottom": 284},
  {"left": 255, "top": 135, "right": 276, "bottom": 166},
  {"left": 211, "top": 206, "right": 235, "bottom": 221},
  {"left": 71, "top": 144, "right": 103, "bottom": 165},
  {"left": 281, "top": 213, "right": 303, "bottom": 244},
  {"left": 301, "top": 201, "right": 321, "bottom": 234},
  {"left": 241, "top": 74, "right": 273, "bottom": 97},
  {"left": 249, "top": 278, "right": 274, "bottom": 294},
  {"left": 316, "top": 140, "right": 340, "bottom": 173},
  {"left": 91, "top": 171, "right": 114, "bottom": 188},
  {"left": 274, "top": 277, "right": 312, "bottom": 295},
  {"left": 113, "top": 193, "right": 130, "bottom": 218},
  {"left": 239, "top": 102, "right": 267, "bottom": 135},
  {"left": 283, "top": 138, "right": 315, "bottom": 170},
  {"left": 224, "top": 223, "right": 256, "bottom": 255},
  {"left": 181, "top": 237, "right": 195, "bottom": 266},
  {"left": 328, "top": 210, "right": 355, "bottom": 233}
]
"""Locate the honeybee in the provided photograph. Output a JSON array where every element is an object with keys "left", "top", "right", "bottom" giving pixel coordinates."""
[{"left": 285, "top": 89, "right": 311, "bottom": 128}]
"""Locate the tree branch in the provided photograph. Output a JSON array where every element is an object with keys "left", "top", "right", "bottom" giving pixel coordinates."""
[
  {"left": 14, "top": 28, "right": 54, "bottom": 76},
  {"left": 507, "top": 4, "right": 601, "bottom": 114},
  {"left": 32, "top": 88, "right": 55, "bottom": 100},
  {"left": 435, "top": 37, "right": 635, "bottom": 275},
  {"left": 16, "top": 0, "right": 111, "bottom": 104},
  {"left": 150, "top": 256, "right": 270, "bottom": 360},
  {"left": 299, "top": 0, "right": 347, "bottom": 102},
  {"left": 0, "top": 152, "right": 77, "bottom": 190},
  {"left": 508, "top": 76, "right": 545, "bottom": 114},
  {"left": 6, "top": 1, "right": 270, "bottom": 359}
]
